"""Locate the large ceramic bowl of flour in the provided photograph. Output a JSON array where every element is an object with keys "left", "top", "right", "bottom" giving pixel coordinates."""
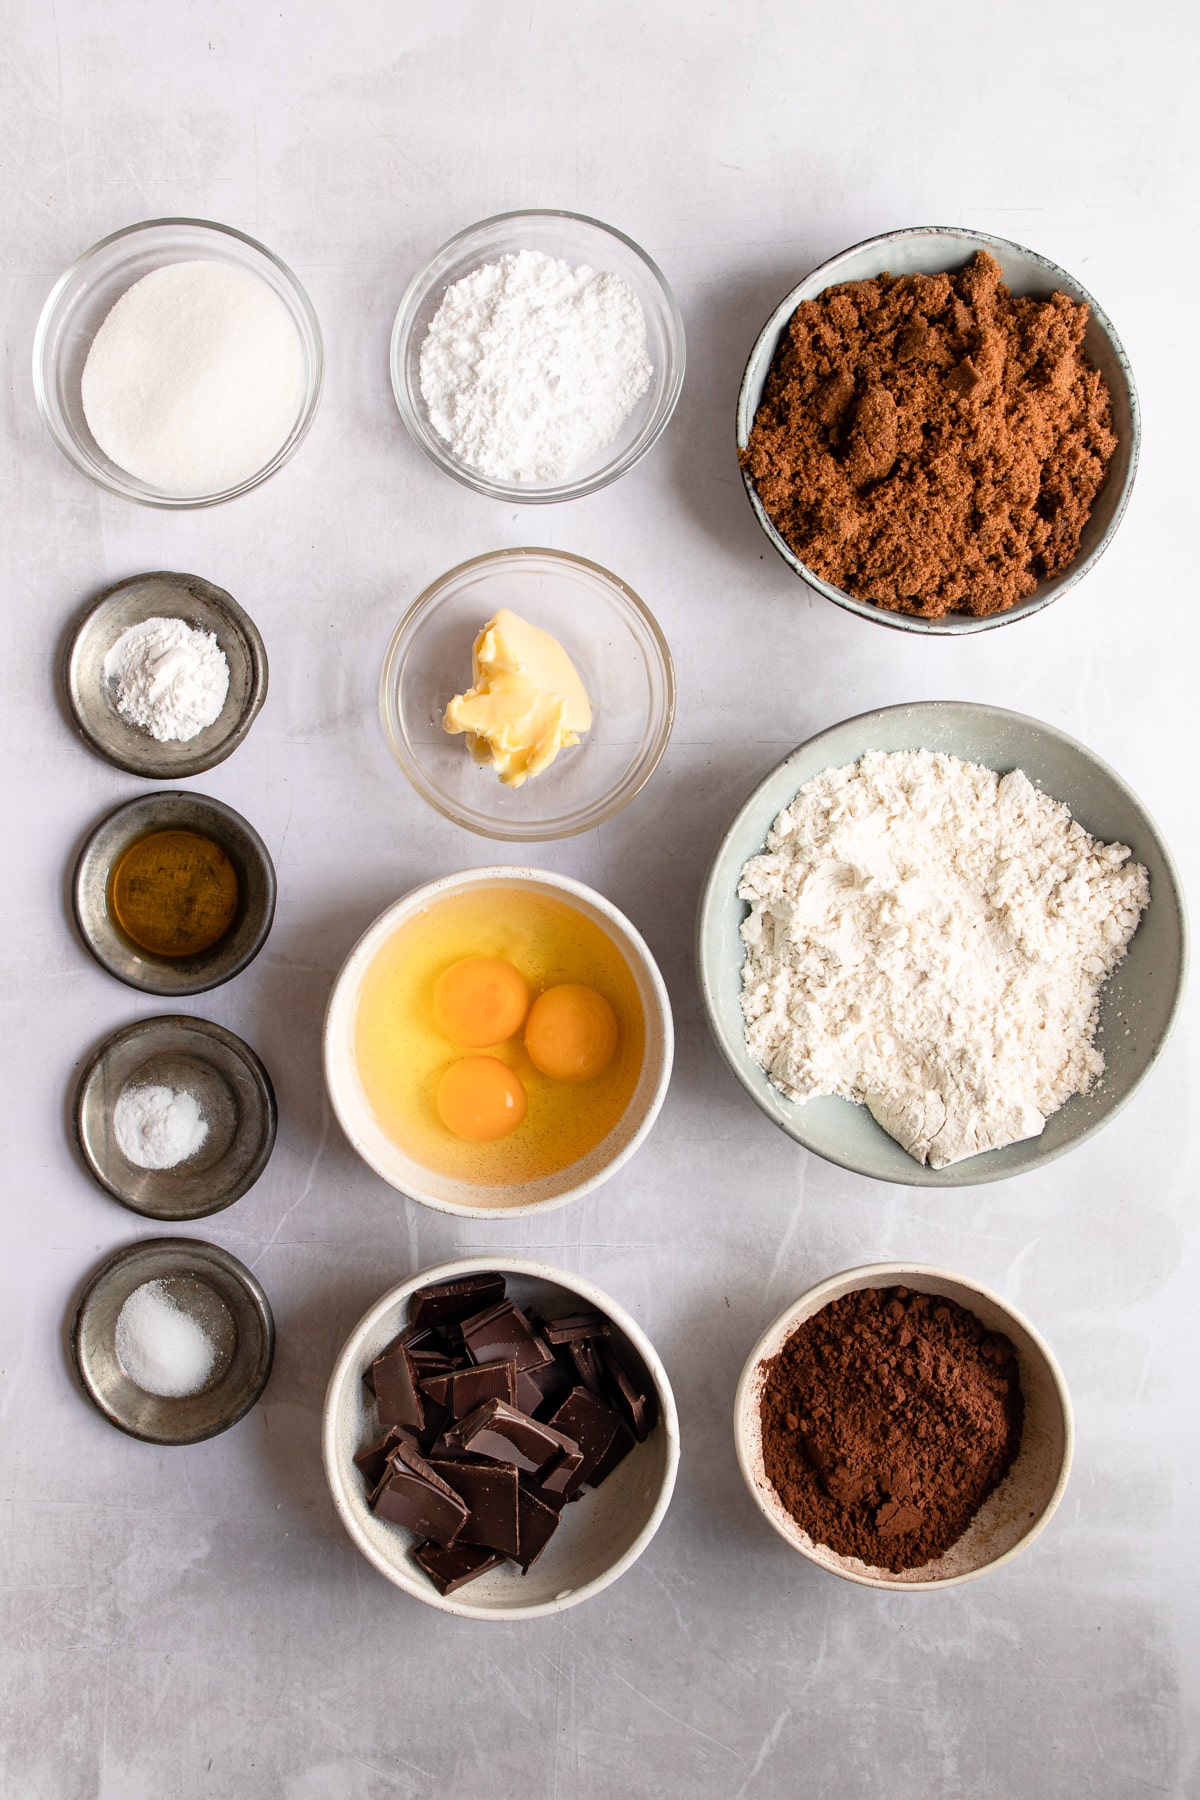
[{"left": 697, "top": 702, "right": 1187, "bottom": 1187}]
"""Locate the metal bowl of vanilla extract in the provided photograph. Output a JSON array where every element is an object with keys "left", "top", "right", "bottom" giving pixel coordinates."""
[{"left": 72, "top": 791, "right": 276, "bottom": 997}]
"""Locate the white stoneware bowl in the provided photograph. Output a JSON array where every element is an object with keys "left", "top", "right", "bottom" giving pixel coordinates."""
[
  {"left": 737, "top": 226, "right": 1139, "bottom": 634},
  {"left": 323, "top": 1257, "right": 680, "bottom": 1619},
  {"left": 324, "top": 867, "right": 673, "bottom": 1217},
  {"left": 697, "top": 701, "right": 1187, "bottom": 1187},
  {"left": 734, "top": 1263, "right": 1073, "bottom": 1590}
]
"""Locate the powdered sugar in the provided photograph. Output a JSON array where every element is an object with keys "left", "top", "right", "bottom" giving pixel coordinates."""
[
  {"left": 738, "top": 750, "right": 1150, "bottom": 1168},
  {"left": 419, "top": 249, "right": 653, "bottom": 483},
  {"left": 103, "top": 615, "right": 230, "bottom": 742}
]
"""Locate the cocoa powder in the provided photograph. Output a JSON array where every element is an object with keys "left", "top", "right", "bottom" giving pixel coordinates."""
[
  {"left": 741, "top": 251, "right": 1117, "bottom": 619},
  {"left": 758, "top": 1286, "right": 1024, "bottom": 1572}
]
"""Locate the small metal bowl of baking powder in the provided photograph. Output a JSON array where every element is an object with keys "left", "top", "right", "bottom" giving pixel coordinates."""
[
  {"left": 72, "top": 790, "right": 277, "bottom": 997},
  {"left": 71, "top": 1237, "right": 274, "bottom": 1445},
  {"left": 73, "top": 1015, "right": 277, "bottom": 1221},
  {"left": 64, "top": 571, "right": 268, "bottom": 780}
]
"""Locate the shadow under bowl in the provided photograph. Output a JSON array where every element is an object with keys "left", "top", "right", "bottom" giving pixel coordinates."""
[
  {"left": 734, "top": 1263, "right": 1073, "bottom": 1588},
  {"left": 697, "top": 701, "right": 1188, "bottom": 1186},
  {"left": 323, "top": 1257, "right": 680, "bottom": 1618},
  {"left": 737, "top": 225, "right": 1140, "bottom": 634},
  {"left": 72, "top": 790, "right": 277, "bottom": 997}
]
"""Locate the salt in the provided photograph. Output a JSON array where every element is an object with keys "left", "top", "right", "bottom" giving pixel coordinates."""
[
  {"left": 103, "top": 616, "right": 230, "bottom": 743},
  {"left": 115, "top": 1279, "right": 217, "bottom": 1398},
  {"left": 113, "top": 1083, "right": 208, "bottom": 1170},
  {"left": 81, "top": 260, "right": 306, "bottom": 494}
]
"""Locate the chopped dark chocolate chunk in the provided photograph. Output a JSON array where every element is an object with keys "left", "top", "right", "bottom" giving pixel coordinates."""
[
  {"left": 412, "top": 1540, "right": 504, "bottom": 1595},
  {"left": 461, "top": 1300, "right": 554, "bottom": 1373},
  {"left": 429, "top": 1359, "right": 518, "bottom": 1419},
  {"left": 515, "top": 1485, "right": 561, "bottom": 1571},
  {"left": 410, "top": 1273, "right": 508, "bottom": 1329},
  {"left": 354, "top": 1425, "right": 416, "bottom": 1489},
  {"left": 586, "top": 1419, "right": 636, "bottom": 1488},
  {"left": 371, "top": 1343, "right": 425, "bottom": 1431},
  {"left": 547, "top": 1387, "right": 622, "bottom": 1488},
  {"left": 371, "top": 1449, "right": 469, "bottom": 1546},
  {"left": 598, "top": 1341, "right": 655, "bottom": 1441},
  {"left": 428, "top": 1459, "right": 521, "bottom": 1557},
  {"left": 567, "top": 1339, "right": 606, "bottom": 1395},
  {"left": 451, "top": 1398, "right": 580, "bottom": 1475},
  {"left": 537, "top": 1442, "right": 586, "bottom": 1500},
  {"left": 543, "top": 1312, "right": 611, "bottom": 1345}
]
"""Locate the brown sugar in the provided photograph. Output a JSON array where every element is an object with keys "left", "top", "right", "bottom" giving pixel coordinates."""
[
  {"left": 758, "top": 1286, "right": 1024, "bottom": 1573},
  {"left": 741, "top": 251, "right": 1117, "bottom": 618}
]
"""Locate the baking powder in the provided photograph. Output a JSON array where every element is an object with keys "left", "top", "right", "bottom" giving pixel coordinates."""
[{"left": 103, "top": 615, "right": 230, "bottom": 743}]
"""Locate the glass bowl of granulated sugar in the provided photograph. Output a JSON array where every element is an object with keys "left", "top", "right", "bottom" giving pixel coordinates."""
[
  {"left": 34, "top": 218, "right": 324, "bottom": 507},
  {"left": 391, "top": 210, "right": 685, "bottom": 502}
]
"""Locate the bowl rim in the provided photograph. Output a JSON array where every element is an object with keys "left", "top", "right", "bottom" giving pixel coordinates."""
[
  {"left": 32, "top": 214, "right": 325, "bottom": 509},
  {"left": 696, "top": 699, "right": 1190, "bottom": 1186},
  {"left": 72, "top": 788, "right": 279, "bottom": 996},
  {"left": 63, "top": 569, "right": 270, "bottom": 779},
  {"left": 378, "top": 544, "right": 677, "bottom": 841},
  {"left": 321, "top": 1254, "right": 681, "bottom": 1619},
  {"left": 71, "top": 1013, "right": 278, "bottom": 1220},
  {"left": 736, "top": 223, "right": 1141, "bottom": 635},
  {"left": 322, "top": 864, "right": 675, "bottom": 1217},
  {"left": 733, "top": 1260, "right": 1075, "bottom": 1590},
  {"left": 389, "top": 207, "right": 686, "bottom": 503}
]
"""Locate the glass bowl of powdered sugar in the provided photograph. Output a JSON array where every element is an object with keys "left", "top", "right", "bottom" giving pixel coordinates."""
[
  {"left": 34, "top": 218, "right": 323, "bottom": 507},
  {"left": 390, "top": 210, "right": 685, "bottom": 502}
]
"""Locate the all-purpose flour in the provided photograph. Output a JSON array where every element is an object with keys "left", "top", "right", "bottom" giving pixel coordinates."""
[
  {"left": 738, "top": 750, "right": 1149, "bottom": 1168},
  {"left": 419, "top": 249, "right": 653, "bottom": 483}
]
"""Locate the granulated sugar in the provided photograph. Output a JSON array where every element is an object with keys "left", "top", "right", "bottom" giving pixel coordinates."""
[
  {"left": 738, "top": 750, "right": 1149, "bottom": 1167},
  {"left": 419, "top": 249, "right": 652, "bottom": 483},
  {"left": 82, "top": 260, "right": 305, "bottom": 494},
  {"left": 114, "top": 1279, "right": 217, "bottom": 1398}
]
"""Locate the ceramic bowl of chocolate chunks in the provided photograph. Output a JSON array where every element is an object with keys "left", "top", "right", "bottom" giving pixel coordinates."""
[{"left": 322, "top": 1258, "right": 680, "bottom": 1618}]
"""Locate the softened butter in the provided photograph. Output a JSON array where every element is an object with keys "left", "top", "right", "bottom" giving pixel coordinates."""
[{"left": 443, "top": 609, "right": 592, "bottom": 787}]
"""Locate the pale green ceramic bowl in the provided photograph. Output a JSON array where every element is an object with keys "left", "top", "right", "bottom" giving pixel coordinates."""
[{"left": 697, "top": 702, "right": 1187, "bottom": 1187}]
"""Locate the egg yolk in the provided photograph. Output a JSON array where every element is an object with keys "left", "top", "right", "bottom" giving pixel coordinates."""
[
  {"left": 524, "top": 984, "right": 619, "bottom": 1083},
  {"left": 432, "top": 956, "right": 529, "bottom": 1047},
  {"left": 436, "top": 1056, "right": 528, "bottom": 1141}
]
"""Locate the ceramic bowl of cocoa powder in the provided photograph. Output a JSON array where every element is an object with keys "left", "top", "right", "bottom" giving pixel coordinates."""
[
  {"left": 737, "top": 227, "right": 1139, "bottom": 633},
  {"left": 734, "top": 1264, "right": 1074, "bottom": 1589}
]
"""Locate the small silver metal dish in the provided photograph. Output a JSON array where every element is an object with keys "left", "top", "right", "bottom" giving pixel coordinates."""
[
  {"left": 71, "top": 1237, "right": 274, "bottom": 1445},
  {"left": 72, "top": 789, "right": 277, "bottom": 996},
  {"left": 64, "top": 571, "right": 268, "bottom": 779},
  {"left": 73, "top": 1015, "right": 277, "bottom": 1220}
]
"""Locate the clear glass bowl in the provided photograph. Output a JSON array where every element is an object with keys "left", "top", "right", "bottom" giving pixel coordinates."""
[
  {"left": 390, "top": 210, "right": 685, "bottom": 502},
  {"left": 33, "top": 218, "right": 324, "bottom": 508},
  {"left": 379, "top": 547, "right": 675, "bottom": 841}
]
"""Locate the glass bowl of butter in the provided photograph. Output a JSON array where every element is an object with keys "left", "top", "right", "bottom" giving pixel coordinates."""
[{"left": 380, "top": 548, "right": 675, "bottom": 842}]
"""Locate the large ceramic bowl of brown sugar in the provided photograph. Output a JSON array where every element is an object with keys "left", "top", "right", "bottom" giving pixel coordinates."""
[
  {"left": 734, "top": 1264, "right": 1074, "bottom": 1590},
  {"left": 737, "top": 227, "right": 1139, "bottom": 634}
]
